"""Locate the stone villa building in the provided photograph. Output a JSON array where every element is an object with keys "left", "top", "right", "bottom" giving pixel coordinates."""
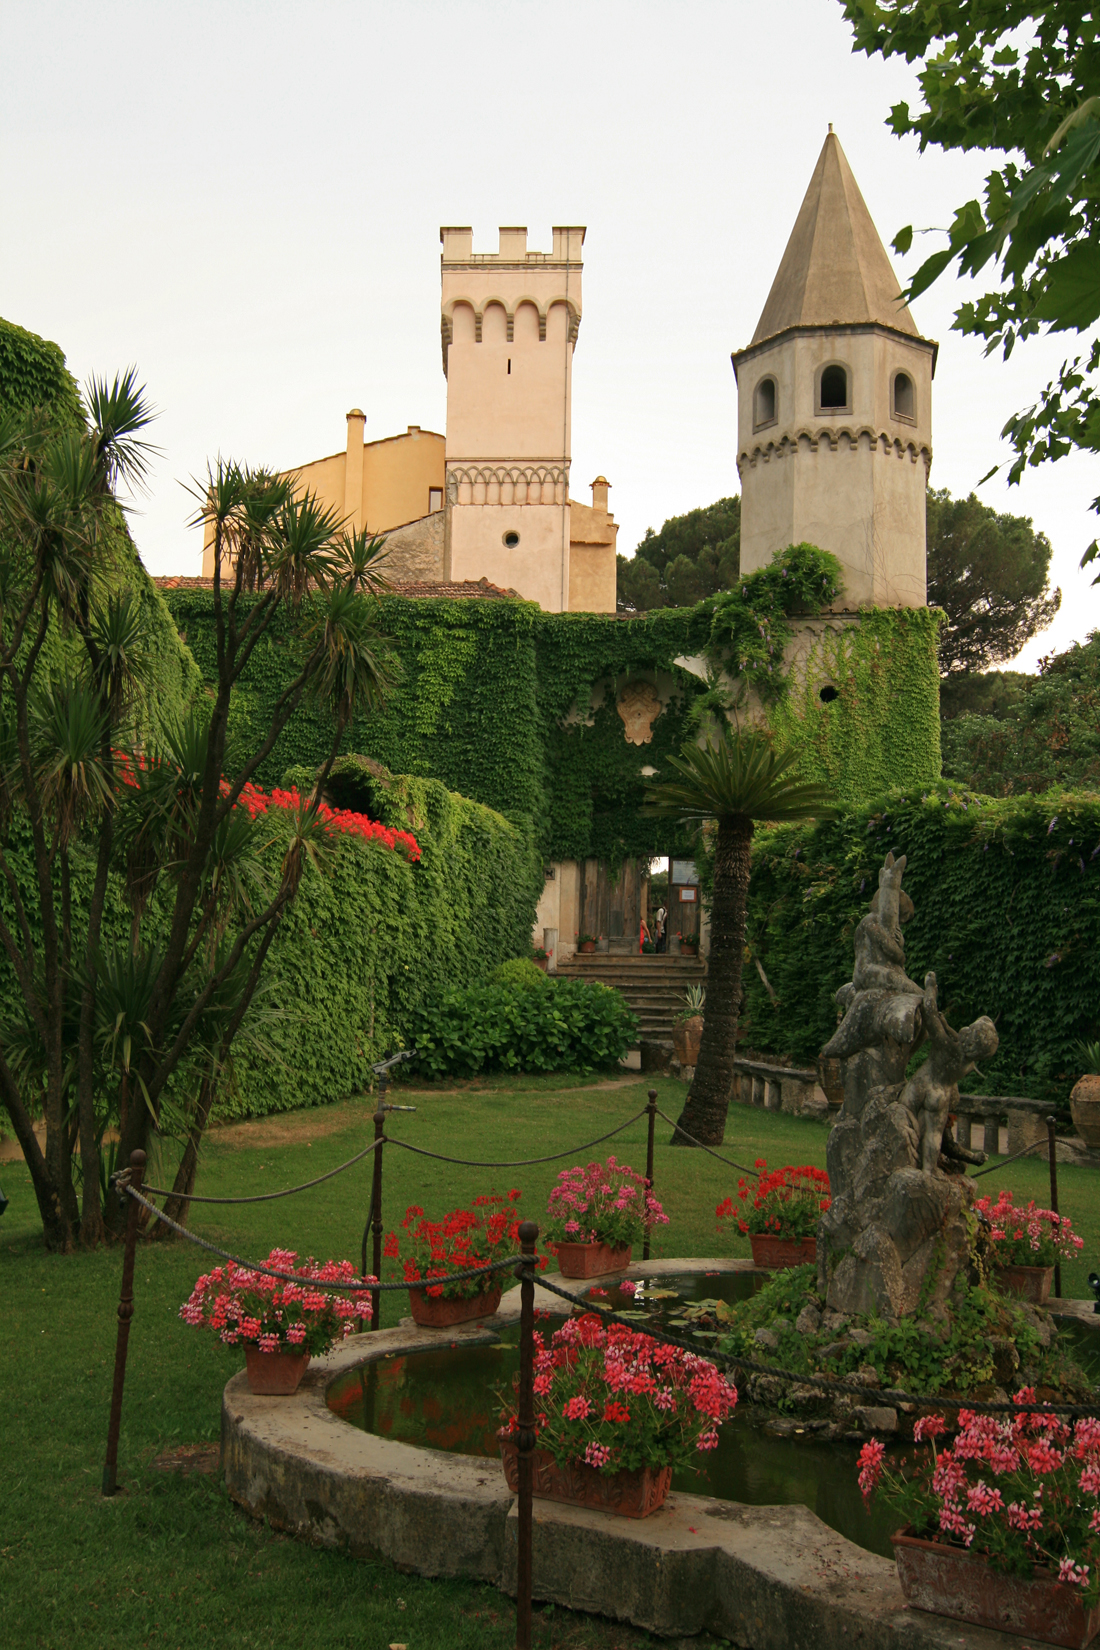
[{"left": 202, "top": 225, "right": 619, "bottom": 611}]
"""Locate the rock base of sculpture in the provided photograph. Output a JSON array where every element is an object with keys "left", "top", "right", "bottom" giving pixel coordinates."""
[{"left": 817, "top": 853, "right": 996, "bottom": 1322}]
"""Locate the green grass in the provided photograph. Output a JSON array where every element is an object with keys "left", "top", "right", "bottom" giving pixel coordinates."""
[{"left": 2, "top": 1076, "right": 1097, "bottom": 1649}]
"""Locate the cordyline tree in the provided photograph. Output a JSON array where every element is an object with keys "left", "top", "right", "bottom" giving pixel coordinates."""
[
  {"left": 644, "top": 726, "right": 836, "bottom": 1145},
  {"left": 0, "top": 374, "right": 393, "bottom": 1251}
]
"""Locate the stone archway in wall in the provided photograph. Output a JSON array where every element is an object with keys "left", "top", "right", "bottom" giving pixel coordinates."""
[{"left": 578, "top": 858, "right": 646, "bottom": 954}]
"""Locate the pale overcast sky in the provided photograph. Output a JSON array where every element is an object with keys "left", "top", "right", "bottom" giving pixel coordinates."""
[{"left": 3, "top": 0, "right": 1098, "bottom": 671}]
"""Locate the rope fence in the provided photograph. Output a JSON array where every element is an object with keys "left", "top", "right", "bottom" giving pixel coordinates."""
[
  {"left": 137, "top": 1136, "right": 386, "bottom": 1204},
  {"left": 123, "top": 1183, "right": 522, "bottom": 1292}
]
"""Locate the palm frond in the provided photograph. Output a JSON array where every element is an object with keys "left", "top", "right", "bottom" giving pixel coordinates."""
[
  {"left": 643, "top": 724, "right": 837, "bottom": 826},
  {"left": 84, "top": 368, "right": 160, "bottom": 493}
]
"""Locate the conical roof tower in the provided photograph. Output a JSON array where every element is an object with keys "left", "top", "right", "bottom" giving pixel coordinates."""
[
  {"left": 751, "top": 129, "right": 921, "bottom": 344},
  {"left": 732, "top": 129, "right": 935, "bottom": 610}
]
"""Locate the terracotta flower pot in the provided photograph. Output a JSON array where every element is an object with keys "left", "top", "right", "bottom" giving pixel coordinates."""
[
  {"left": 408, "top": 1282, "right": 503, "bottom": 1328},
  {"left": 500, "top": 1440, "right": 671, "bottom": 1519},
  {"left": 994, "top": 1262, "right": 1054, "bottom": 1305},
  {"left": 680, "top": 941, "right": 699, "bottom": 957},
  {"left": 243, "top": 1346, "right": 311, "bottom": 1395},
  {"left": 1071, "top": 1074, "right": 1100, "bottom": 1149},
  {"left": 672, "top": 1016, "right": 703, "bottom": 1067},
  {"left": 749, "top": 1233, "right": 817, "bottom": 1271},
  {"left": 555, "top": 1241, "right": 632, "bottom": 1279},
  {"left": 579, "top": 941, "right": 597, "bottom": 954},
  {"left": 893, "top": 1527, "right": 1100, "bottom": 1647},
  {"left": 533, "top": 958, "right": 548, "bottom": 972}
]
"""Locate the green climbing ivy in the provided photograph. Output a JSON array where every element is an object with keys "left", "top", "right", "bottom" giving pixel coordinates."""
[
  {"left": 771, "top": 607, "right": 944, "bottom": 808},
  {"left": 741, "top": 781, "right": 1100, "bottom": 1110},
  {"left": 165, "top": 545, "right": 941, "bottom": 865},
  {"left": 0, "top": 315, "right": 202, "bottom": 739}
]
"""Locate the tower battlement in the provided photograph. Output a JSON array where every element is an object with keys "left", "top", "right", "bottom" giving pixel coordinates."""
[{"left": 440, "top": 225, "right": 585, "bottom": 266}]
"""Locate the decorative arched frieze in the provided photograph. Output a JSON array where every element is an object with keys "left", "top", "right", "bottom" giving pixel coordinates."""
[
  {"left": 737, "top": 426, "right": 932, "bottom": 476},
  {"left": 446, "top": 461, "right": 570, "bottom": 507}
]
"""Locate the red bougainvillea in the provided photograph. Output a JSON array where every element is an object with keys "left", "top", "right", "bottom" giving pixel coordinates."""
[
  {"left": 237, "top": 783, "right": 420, "bottom": 862},
  {"left": 114, "top": 758, "right": 419, "bottom": 863}
]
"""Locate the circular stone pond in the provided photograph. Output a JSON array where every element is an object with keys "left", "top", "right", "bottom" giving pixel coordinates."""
[
  {"left": 326, "top": 1268, "right": 899, "bottom": 1558},
  {"left": 221, "top": 1257, "right": 1098, "bottom": 1649}
]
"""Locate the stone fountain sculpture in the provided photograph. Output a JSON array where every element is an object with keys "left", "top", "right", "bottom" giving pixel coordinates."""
[{"left": 818, "top": 852, "right": 999, "bottom": 1319}]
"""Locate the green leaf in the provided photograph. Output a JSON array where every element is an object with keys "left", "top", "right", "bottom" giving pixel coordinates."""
[{"left": 1033, "top": 243, "right": 1100, "bottom": 332}]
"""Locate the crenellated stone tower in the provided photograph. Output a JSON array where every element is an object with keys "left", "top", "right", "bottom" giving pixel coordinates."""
[
  {"left": 441, "top": 225, "right": 615, "bottom": 612},
  {"left": 732, "top": 130, "right": 936, "bottom": 609}
]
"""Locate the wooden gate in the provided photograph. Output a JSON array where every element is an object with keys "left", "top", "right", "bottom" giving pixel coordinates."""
[{"left": 578, "top": 859, "right": 646, "bottom": 954}]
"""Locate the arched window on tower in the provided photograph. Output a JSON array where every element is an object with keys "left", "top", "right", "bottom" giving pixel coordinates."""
[
  {"left": 893, "top": 371, "right": 915, "bottom": 421},
  {"left": 818, "top": 364, "right": 849, "bottom": 412},
  {"left": 753, "top": 376, "right": 777, "bottom": 430}
]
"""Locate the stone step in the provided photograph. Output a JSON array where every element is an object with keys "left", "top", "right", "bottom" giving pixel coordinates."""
[{"left": 556, "top": 954, "right": 705, "bottom": 1045}]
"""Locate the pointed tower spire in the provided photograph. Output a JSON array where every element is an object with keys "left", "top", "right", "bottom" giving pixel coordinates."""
[{"left": 751, "top": 129, "right": 918, "bottom": 344}]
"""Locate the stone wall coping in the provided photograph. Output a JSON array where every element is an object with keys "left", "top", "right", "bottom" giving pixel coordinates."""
[
  {"left": 735, "top": 1057, "right": 818, "bottom": 1082},
  {"left": 955, "top": 1095, "right": 1055, "bottom": 1115}
]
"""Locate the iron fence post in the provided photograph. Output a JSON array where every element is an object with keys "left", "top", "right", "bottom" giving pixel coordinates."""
[
  {"left": 102, "top": 1149, "right": 146, "bottom": 1496},
  {"left": 643, "top": 1088, "right": 657, "bottom": 1261},
  {"left": 1048, "top": 1116, "right": 1062, "bottom": 1300},
  {"left": 515, "top": 1219, "right": 538, "bottom": 1650},
  {"left": 370, "top": 1107, "right": 385, "bottom": 1330}
]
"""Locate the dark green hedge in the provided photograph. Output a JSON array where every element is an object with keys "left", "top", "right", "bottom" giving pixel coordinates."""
[
  {"left": 409, "top": 977, "right": 638, "bottom": 1079},
  {"left": 743, "top": 783, "right": 1100, "bottom": 1107}
]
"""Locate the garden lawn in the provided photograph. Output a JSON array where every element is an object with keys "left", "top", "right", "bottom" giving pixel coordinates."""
[{"left": 1, "top": 1074, "right": 1097, "bottom": 1650}]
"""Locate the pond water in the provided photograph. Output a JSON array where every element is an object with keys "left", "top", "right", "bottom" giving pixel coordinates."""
[{"left": 326, "top": 1271, "right": 898, "bottom": 1558}]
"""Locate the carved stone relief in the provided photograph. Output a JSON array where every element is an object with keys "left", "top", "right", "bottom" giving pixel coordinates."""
[{"left": 616, "top": 680, "right": 662, "bottom": 746}]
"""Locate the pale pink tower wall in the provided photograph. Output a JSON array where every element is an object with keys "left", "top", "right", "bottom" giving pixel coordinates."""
[{"left": 441, "top": 225, "right": 584, "bottom": 611}]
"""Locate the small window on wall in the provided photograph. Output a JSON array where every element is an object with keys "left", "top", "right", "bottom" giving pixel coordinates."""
[
  {"left": 428, "top": 487, "right": 443, "bottom": 513},
  {"left": 893, "top": 371, "right": 915, "bottom": 421},
  {"left": 819, "top": 364, "right": 849, "bottom": 411},
  {"left": 753, "top": 376, "right": 777, "bottom": 429}
]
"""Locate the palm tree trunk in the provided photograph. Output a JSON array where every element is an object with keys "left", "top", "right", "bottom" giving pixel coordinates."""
[{"left": 672, "top": 815, "right": 753, "bottom": 1145}]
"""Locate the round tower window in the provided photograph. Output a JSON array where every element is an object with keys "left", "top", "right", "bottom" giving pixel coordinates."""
[
  {"left": 503, "top": 531, "right": 520, "bottom": 548},
  {"left": 819, "top": 365, "right": 848, "bottom": 411},
  {"left": 819, "top": 684, "right": 839, "bottom": 703}
]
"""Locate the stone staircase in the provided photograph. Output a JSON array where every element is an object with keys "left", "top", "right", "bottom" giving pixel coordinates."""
[{"left": 554, "top": 953, "right": 706, "bottom": 1048}]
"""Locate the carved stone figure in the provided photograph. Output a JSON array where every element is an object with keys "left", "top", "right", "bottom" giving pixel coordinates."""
[
  {"left": 817, "top": 853, "right": 999, "bottom": 1319},
  {"left": 901, "top": 972, "right": 998, "bottom": 1174},
  {"left": 616, "top": 680, "right": 663, "bottom": 745}
]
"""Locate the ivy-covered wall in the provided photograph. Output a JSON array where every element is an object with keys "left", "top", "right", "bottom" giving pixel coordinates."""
[
  {"left": 742, "top": 783, "right": 1100, "bottom": 1107},
  {"left": 772, "top": 607, "right": 944, "bottom": 808},
  {"left": 0, "top": 762, "right": 540, "bottom": 1125},
  {"left": 222, "top": 766, "right": 541, "bottom": 1116},
  {"left": 164, "top": 589, "right": 943, "bottom": 861},
  {"left": 0, "top": 315, "right": 203, "bottom": 741}
]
